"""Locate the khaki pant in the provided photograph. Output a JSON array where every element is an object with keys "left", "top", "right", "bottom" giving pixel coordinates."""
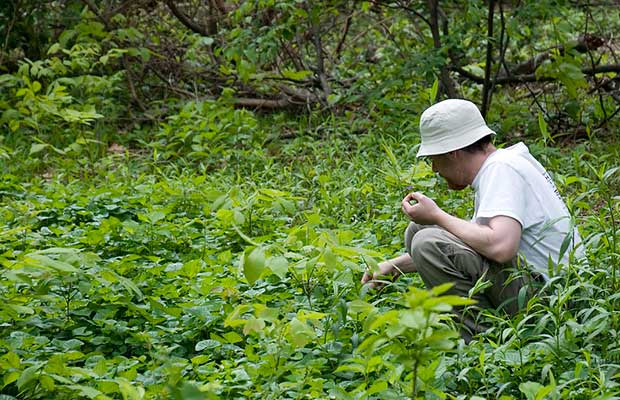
[{"left": 405, "top": 222, "right": 541, "bottom": 342}]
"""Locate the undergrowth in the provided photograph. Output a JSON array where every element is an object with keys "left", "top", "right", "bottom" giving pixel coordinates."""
[{"left": 0, "top": 111, "right": 619, "bottom": 399}]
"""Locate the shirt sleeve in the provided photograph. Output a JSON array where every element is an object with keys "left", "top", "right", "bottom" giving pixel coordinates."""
[{"left": 475, "top": 161, "right": 529, "bottom": 228}]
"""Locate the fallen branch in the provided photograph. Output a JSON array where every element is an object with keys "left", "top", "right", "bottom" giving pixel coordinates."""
[
  {"left": 506, "top": 34, "right": 605, "bottom": 77},
  {"left": 453, "top": 63, "right": 620, "bottom": 85},
  {"left": 233, "top": 97, "right": 293, "bottom": 109}
]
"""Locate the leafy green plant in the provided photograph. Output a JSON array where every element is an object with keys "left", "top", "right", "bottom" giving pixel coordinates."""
[
  {"left": 342, "top": 284, "right": 474, "bottom": 398},
  {"left": 153, "top": 99, "right": 258, "bottom": 162}
]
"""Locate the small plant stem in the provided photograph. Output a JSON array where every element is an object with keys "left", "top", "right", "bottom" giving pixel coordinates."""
[
  {"left": 248, "top": 208, "right": 253, "bottom": 237},
  {"left": 606, "top": 192, "right": 618, "bottom": 289},
  {"left": 412, "top": 358, "right": 419, "bottom": 399}
]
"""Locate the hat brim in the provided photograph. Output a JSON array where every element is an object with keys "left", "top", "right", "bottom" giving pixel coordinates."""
[{"left": 416, "top": 126, "right": 496, "bottom": 157}]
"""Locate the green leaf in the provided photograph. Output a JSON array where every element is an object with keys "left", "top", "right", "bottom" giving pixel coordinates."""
[
  {"left": 399, "top": 309, "right": 426, "bottom": 329},
  {"left": 537, "top": 111, "right": 552, "bottom": 144},
  {"left": 366, "top": 380, "right": 388, "bottom": 396},
  {"left": 47, "top": 43, "right": 61, "bottom": 54},
  {"left": 3, "top": 371, "right": 20, "bottom": 387},
  {"left": 267, "top": 256, "right": 288, "bottom": 279},
  {"left": 39, "top": 375, "right": 55, "bottom": 391},
  {"left": 25, "top": 254, "right": 79, "bottom": 273},
  {"left": 3, "top": 352, "right": 20, "bottom": 369},
  {"left": 519, "top": 381, "right": 545, "bottom": 400},
  {"left": 118, "top": 379, "right": 144, "bottom": 400},
  {"left": 243, "top": 317, "right": 265, "bottom": 335},
  {"left": 195, "top": 340, "right": 220, "bottom": 351},
  {"left": 287, "top": 318, "right": 315, "bottom": 348},
  {"left": 281, "top": 69, "right": 312, "bottom": 81},
  {"left": 7, "top": 304, "right": 35, "bottom": 315},
  {"left": 222, "top": 331, "right": 243, "bottom": 344},
  {"left": 233, "top": 225, "right": 259, "bottom": 246},
  {"left": 347, "top": 299, "right": 375, "bottom": 315},
  {"left": 17, "top": 364, "right": 41, "bottom": 390},
  {"left": 8, "top": 120, "right": 19, "bottom": 132},
  {"left": 327, "top": 93, "right": 341, "bottom": 105},
  {"left": 242, "top": 246, "right": 265, "bottom": 285},
  {"left": 67, "top": 385, "right": 103, "bottom": 399},
  {"left": 29, "top": 143, "right": 49, "bottom": 155},
  {"left": 429, "top": 78, "right": 440, "bottom": 104}
]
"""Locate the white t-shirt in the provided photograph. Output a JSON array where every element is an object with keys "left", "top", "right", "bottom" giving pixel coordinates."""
[{"left": 471, "top": 142, "right": 582, "bottom": 275}]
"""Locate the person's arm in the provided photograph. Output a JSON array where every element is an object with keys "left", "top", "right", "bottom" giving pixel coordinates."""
[
  {"left": 402, "top": 192, "right": 522, "bottom": 263},
  {"left": 361, "top": 253, "right": 415, "bottom": 288}
]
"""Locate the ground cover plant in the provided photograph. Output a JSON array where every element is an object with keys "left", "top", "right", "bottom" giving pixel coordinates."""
[
  {"left": 1, "top": 116, "right": 619, "bottom": 399},
  {"left": 1, "top": 1, "right": 620, "bottom": 399}
]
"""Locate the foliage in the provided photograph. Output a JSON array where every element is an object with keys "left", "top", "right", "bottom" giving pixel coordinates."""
[
  {"left": 0, "top": 0, "right": 619, "bottom": 399},
  {"left": 1, "top": 122, "right": 619, "bottom": 398}
]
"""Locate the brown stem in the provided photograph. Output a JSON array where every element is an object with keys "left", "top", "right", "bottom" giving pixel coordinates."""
[
  {"left": 334, "top": 13, "right": 352, "bottom": 61},
  {"left": 121, "top": 55, "right": 147, "bottom": 112}
]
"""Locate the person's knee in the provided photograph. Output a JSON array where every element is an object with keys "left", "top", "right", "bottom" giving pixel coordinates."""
[
  {"left": 404, "top": 222, "right": 426, "bottom": 255},
  {"left": 410, "top": 227, "right": 445, "bottom": 267},
  {"left": 404, "top": 222, "right": 417, "bottom": 255}
]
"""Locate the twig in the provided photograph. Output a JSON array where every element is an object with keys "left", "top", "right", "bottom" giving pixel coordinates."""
[
  {"left": 334, "top": 13, "right": 352, "bottom": 61},
  {"left": 596, "top": 104, "right": 620, "bottom": 129},
  {"left": 524, "top": 81, "right": 552, "bottom": 121},
  {"left": 149, "top": 66, "right": 197, "bottom": 98},
  {"left": 583, "top": 6, "right": 608, "bottom": 125}
]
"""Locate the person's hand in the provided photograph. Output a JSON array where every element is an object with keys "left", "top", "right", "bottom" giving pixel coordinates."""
[
  {"left": 361, "top": 261, "right": 400, "bottom": 289},
  {"left": 401, "top": 192, "right": 443, "bottom": 225}
]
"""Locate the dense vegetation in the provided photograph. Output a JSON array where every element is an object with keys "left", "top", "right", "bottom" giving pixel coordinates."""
[{"left": 1, "top": 1, "right": 619, "bottom": 399}]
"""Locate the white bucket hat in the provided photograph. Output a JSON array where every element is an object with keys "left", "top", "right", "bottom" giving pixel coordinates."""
[{"left": 416, "top": 99, "right": 495, "bottom": 157}]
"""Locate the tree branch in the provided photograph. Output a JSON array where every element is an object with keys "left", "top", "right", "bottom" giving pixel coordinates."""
[
  {"left": 165, "top": 0, "right": 210, "bottom": 36},
  {"left": 334, "top": 13, "right": 352, "bottom": 61},
  {"left": 507, "top": 34, "right": 605, "bottom": 77},
  {"left": 454, "top": 63, "right": 620, "bottom": 85},
  {"left": 481, "top": 0, "right": 496, "bottom": 117},
  {"left": 308, "top": 8, "right": 331, "bottom": 102},
  {"left": 428, "top": 0, "right": 457, "bottom": 99},
  {"left": 233, "top": 97, "right": 293, "bottom": 109},
  {"left": 81, "top": 0, "right": 110, "bottom": 28}
]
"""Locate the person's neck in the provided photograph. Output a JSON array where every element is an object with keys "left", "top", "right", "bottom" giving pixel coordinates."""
[{"left": 464, "top": 144, "right": 496, "bottom": 184}]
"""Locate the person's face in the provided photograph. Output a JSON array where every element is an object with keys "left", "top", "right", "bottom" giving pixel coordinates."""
[{"left": 429, "top": 152, "right": 468, "bottom": 190}]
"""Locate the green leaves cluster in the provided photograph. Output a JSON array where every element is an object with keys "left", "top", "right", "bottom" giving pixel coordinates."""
[{"left": 1, "top": 124, "right": 618, "bottom": 399}]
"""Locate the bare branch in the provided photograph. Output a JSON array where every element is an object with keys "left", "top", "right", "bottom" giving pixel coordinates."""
[
  {"left": 165, "top": 0, "right": 211, "bottom": 36},
  {"left": 454, "top": 63, "right": 620, "bottom": 85},
  {"left": 428, "top": 0, "right": 458, "bottom": 99},
  {"left": 334, "top": 13, "right": 352, "bottom": 61},
  {"left": 308, "top": 9, "right": 332, "bottom": 102},
  {"left": 81, "top": 0, "right": 110, "bottom": 28},
  {"left": 481, "top": 0, "right": 496, "bottom": 117},
  {"left": 508, "top": 34, "right": 605, "bottom": 77},
  {"left": 233, "top": 97, "right": 293, "bottom": 109}
]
